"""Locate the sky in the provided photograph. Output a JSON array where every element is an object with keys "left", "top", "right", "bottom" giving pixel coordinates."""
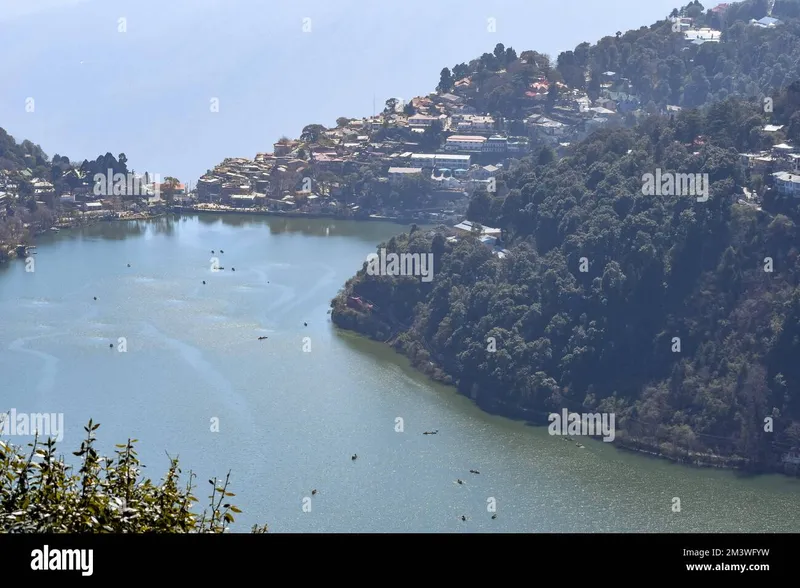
[{"left": 0, "top": 0, "right": 686, "bottom": 184}]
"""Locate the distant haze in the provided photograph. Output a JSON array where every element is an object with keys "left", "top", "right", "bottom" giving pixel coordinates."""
[{"left": 0, "top": 0, "right": 683, "bottom": 183}]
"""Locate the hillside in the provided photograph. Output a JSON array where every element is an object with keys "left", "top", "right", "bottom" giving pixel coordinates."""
[
  {"left": 332, "top": 0, "right": 800, "bottom": 472},
  {"left": 0, "top": 129, "right": 180, "bottom": 261}
]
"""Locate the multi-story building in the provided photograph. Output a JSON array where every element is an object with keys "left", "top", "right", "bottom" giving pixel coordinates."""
[
  {"left": 409, "top": 154, "right": 470, "bottom": 169},
  {"left": 407, "top": 114, "right": 438, "bottom": 128},
  {"left": 773, "top": 171, "right": 800, "bottom": 197},
  {"left": 445, "top": 135, "right": 487, "bottom": 152},
  {"left": 483, "top": 136, "right": 508, "bottom": 154}
]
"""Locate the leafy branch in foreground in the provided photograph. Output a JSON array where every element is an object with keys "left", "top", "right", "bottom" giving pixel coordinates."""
[{"left": 0, "top": 419, "right": 268, "bottom": 533}]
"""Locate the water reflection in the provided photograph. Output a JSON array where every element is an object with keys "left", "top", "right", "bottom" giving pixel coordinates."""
[
  {"left": 82, "top": 221, "right": 147, "bottom": 240},
  {"left": 185, "top": 213, "right": 415, "bottom": 241}
]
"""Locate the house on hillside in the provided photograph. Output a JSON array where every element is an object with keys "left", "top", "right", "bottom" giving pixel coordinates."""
[
  {"left": 751, "top": 16, "right": 782, "bottom": 28},
  {"left": 388, "top": 167, "right": 423, "bottom": 181},
  {"left": 445, "top": 135, "right": 487, "bottom": 152},
  {"left": 408, "top": 114, "right": 438, "bottom": 128},
  {"left": 453, "top": 220, "right": 501, "bottom": 237},
  {"left": 773, "top": 171, "right": 800, "bottom": 197}
]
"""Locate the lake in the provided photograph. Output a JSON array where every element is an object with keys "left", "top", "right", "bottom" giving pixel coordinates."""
[{"left": 1, "top": 214, "right": 799, "bottom": 532}]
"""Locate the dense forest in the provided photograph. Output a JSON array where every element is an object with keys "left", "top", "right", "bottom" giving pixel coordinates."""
[
  {"left": 333, "top": 0, "right": 800, "bottom": 471},
  {"left": 437, "top": 0, "right": 800, "bottom": 122}
]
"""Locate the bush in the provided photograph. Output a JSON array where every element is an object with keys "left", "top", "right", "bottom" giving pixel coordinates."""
[{"left": 0, "top": 419, "right": 268, "bottom": 533}]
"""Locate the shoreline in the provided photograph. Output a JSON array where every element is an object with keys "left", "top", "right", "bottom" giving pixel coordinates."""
[
  {"left": 1, "top": 206, "right": 420, "bottom": 265},
  {"left": 0, "top": 211, "right": 165, "bottom": 264},
  {"left": 329, "top": 308, "right": 798, "bottom": 478},
  {"left": 171, "top": 205, "right": 417, "bottom": 225}
]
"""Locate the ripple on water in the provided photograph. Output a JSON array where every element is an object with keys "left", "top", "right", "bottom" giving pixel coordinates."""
[
  {"left": 163, "top": 298, "right": 187, "bottom": 306},
  {"left": 203, "top": 314, "right": 228, "bottom": 323},
  {"left": 24, "top": 298, "right": 53, "bottom": 307}
]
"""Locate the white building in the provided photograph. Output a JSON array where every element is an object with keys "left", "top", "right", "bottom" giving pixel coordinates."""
[
  {"left": 751, "top": 16, "right": 782, "bottom": 28},
  {"left": 684, "top": 28, "right": 721, "bottom": 43},
  {"left": 471, "top": 165, "right": 500, "bottom": 180},
  {"left": 410, "top": 153, "right": 470, "bottom": 168},
  {"left": 453, "top": 220, "right": 501, "bottom": 237},
  {"left": 457, "top": 115, "right": 495, "bottom": 133},
  {"left": 445, "top": 135, "right": 487, "bottom": 152},
  {"left": 773, "top": 171, "right": 800, "bottom": 197},
  {"left": 388, "top": 167, "right": 423, "bottom": 180},
  {"left": 407, "top": 114, "right": 438, "bottom": 127}
]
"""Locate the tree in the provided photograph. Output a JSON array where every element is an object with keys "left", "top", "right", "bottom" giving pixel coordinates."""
[
  {"left": 467, "top": 188, "right": 492, "bottom": 224},
  {"left": 493, "top": 43, "right": 506, "bottom": 62},
  {"left": 545, "top": 83, "right": 559, "bottom": 113},
  {"left": 403, "top": 101, "right": 416, "bottom": 116},
  {"left": 420, "top": 119, "right": 444, "bottom": 149},
  {"left": 300, "top": 124, "right": 325, "bottom": 144},
  {"left": 384, "top": 98, "right": 398, "bottom": 115},
  {"left": 162, "top": 176, "right": 180, "bottom": 203},
  {"left": 336, "top": 117, "right": 350, "bottom": 128},
  {"left": 505, "top": 47, "right": 518, "bottom": 65},
  {"left": 437, "top": 68, "right": 454, "bottom": 94},
  {"left": 0, "top": 421, "right": 268, "bottom": 532},
  {"left": 452, "top": 63, "right": 469, "bottom": 80}
]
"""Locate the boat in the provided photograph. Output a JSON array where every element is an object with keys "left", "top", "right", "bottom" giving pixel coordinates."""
[{"left": 50, "top": 227, "right": 60, "bottom": 232}]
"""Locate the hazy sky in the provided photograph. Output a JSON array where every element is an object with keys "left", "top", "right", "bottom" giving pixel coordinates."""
[{"left": 1, "top": 0, "right": 684, "bottom": 183}]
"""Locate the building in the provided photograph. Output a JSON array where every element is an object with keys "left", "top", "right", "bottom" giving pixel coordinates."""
[
  {"left": 445, "top": 135, "right": 487, "bottom": 152},
  {"left": 507, "top": 137, "right": 529, "bottom": 154},
  {"left": 410, "top": 154, "right": 470, "bottom": 169},
  {"left": 456, "top": 115, "right": 495, "bottom": 133},
  {"left": 773, "top": 171, "right": 800, "bottom": 197},
  {"left": 453, "top": 220, "right": 501, "bottom": 237},
  {"left": 388, "top": 167, "right": 423, "bottom": 180},
  {"left": 684, "top": 28, "right": 721, "bottom": 43},
  {"left": 407, "top": 114, "right": 438, "bottom": 127},
  {"left": 273, "top": 141, "right": 299, "bottom": 156},
  {"left": 471, "top": 165, "right": 500, "bottom": 180},
  {"left": 438, "top": 93, "right": 463, "bottom": 104},
  {"left": 751, "top": 16, "right": 782, "bottom": 28},
  {"left": 483, "top": 136, "right": 508, "bottom": 154},
  {"left": 479, "top": 235, "right": 498, "bottom": 248},
  {"left": 526, "top": 115, "right": 567, "bottom": 138}
]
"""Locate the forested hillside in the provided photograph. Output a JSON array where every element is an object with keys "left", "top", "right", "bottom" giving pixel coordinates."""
[
  {"left": 441, "top": 0, "right": 800, "bottom": 122},
  {"left": 332, "top": 0, "right": 800, "bottom": 471}
]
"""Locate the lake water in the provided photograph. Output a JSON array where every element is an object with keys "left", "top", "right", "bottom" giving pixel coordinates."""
[{"left": 1, "top": 214, "right": 799, "bottom": 532}]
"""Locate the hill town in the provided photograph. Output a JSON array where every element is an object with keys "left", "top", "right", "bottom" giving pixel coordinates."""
[{"left": 2, "top": 2, "right": 800, "bottom": 264}]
